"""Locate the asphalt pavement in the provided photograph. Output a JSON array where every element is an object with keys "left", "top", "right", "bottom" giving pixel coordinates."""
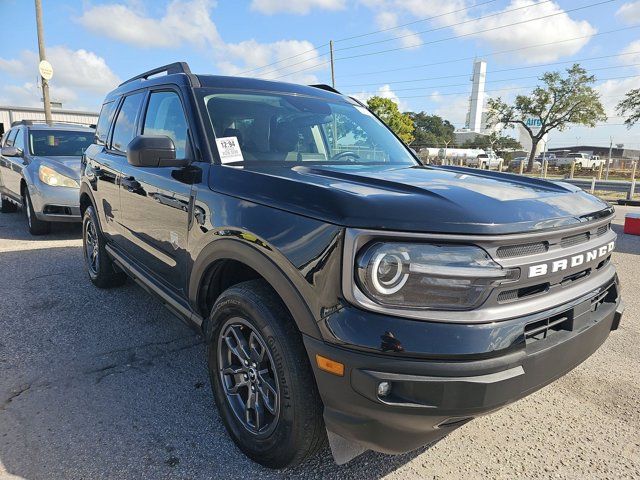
[{"left": 0, "top": 207, "right": 639, "bottom": 479}]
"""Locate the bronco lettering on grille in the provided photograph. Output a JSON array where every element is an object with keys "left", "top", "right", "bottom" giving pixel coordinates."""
[{"left": 528, "top": 241, "right": 615, "bottom": 278}]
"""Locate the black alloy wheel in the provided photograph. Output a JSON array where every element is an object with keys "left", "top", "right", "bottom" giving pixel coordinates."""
[{"left": 217, "top": 318, "right": 280, "bottom": 436}]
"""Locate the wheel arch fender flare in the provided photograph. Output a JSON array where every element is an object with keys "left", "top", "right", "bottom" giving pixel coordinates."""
[{"left": 190, "top": 238, "right": 321, "bottom": 341}]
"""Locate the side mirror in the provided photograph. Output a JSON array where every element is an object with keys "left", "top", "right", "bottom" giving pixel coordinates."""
[
  {"left": 126, "top": 135, "right": 186, "bottom": 168},
  {"left": 1, "top": 146, "right": 23, "bottom": 157}
]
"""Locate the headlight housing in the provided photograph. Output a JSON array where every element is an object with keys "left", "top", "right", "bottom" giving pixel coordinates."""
[
  {"left": 355, "top": 242, "right": 518, "bottom": 311},
  {"left": 39, "top": 165, "right": 79, "bottom": 188}
]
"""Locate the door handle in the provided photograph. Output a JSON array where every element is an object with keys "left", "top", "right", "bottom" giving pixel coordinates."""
[{"left": 121, "top": 176, "right": 143, "bottom": 193}]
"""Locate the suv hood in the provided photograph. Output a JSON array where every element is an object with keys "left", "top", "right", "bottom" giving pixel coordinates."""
[
  {"left": 210, "top": 164, "right": 612, "bottom": 234},
  {"left": 33, "top": 156, "right": 82, "bottom": 179}
]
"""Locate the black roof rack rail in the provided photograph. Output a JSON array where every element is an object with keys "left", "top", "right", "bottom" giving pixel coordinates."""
[
  {"left": 119, "top": 62, "right": 192, "bottom": 87},
  {"left": 11, "top": 120, "right": 33, "bottom": 127},
  {"left": 309, "top": 84, "right": 341, "bottom": 95},
  {"left": 11, "top": 120, "right": 95, "bottom": 128}
]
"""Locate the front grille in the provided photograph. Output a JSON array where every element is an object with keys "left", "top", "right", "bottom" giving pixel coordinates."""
[
  {"left": 496, "top": 241, "right": 548, "bottom": 259},
  {"left": 498, "top": 283, "right": 549, "bottom": 303},
  {"left": 596, "top": 224, "right": 610, "bottom": 236},
  {"left": 561, "top": 232, "right": 590, "bottom": 248},
  {"left": 524, "top": 280, "right": 617, "bottom": 345},
  {"left": 524, "top": 312, "right": 572, "bottom": 343}
]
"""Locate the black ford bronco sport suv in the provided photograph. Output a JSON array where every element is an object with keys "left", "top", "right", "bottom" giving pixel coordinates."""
[{"left": 80, "top": 62, "right": 624, "bottom": 468}]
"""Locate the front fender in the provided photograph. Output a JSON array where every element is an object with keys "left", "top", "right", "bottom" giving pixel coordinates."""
[{"left": 191, "top": 237, "right": 324, "bottom": 340}]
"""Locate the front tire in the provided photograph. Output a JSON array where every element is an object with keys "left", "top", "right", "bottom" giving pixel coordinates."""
[
  {"left": 82, "top": 205, "right": 126, "bottom": 288},
  {"left": 207, "top": 280, "right": 325, "bottom": 469},
  {"left": 22, "top": 189, "right": 50, "bottom": 235}
]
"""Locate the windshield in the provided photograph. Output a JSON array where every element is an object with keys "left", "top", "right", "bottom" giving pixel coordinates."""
[
  {"left": 29, "top": 130, "right": 93, "bottom": 156},
  {"left": 198, "top": 90, "right": 417, "bottom": 166}
]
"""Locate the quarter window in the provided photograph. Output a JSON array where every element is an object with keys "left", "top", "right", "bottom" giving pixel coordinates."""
[
  {"left": 143, "top": 91, "right": 189, "bottom": 159},
  {"left": 111, "top": 92, "right": 145, "bottom": 154}
]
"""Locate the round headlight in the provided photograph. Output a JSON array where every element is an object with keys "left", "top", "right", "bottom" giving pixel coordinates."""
[{"left": 370, "top": 251, "right": 409, "bottom": 295}]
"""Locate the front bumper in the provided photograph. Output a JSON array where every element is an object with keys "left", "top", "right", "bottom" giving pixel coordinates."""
[
  {"left": 306, "top": 276, "right": 623, "bottom": 455},
  {"left": 29, "top": 181, "right": 81, "bottom": 223}
]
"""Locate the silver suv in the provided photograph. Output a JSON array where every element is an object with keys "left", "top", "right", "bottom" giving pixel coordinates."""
[{"left": 0, "top": 121, "right": 94, "bottom": 234}]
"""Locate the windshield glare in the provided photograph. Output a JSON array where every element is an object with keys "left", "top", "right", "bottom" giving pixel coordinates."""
[
  {"left": 29, "top": 130, "right": 93, "bottom": 157},
  {"left": 199, "top": 91, "right": 417, "bottom": 167}
]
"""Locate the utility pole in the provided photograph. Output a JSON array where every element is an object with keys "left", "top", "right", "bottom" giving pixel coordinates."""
[
  {"left": 329, "top": 40, "right": 336, "bottom": 89},
  {"left": 35, "top": 0, "right": 52, "bottom": 124},
  {"left": 606, "top": 136, "right": 613, "bottom": 180}
]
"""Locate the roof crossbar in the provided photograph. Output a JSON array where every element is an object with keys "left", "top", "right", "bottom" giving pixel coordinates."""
[{"left": 119, "top": 62, "right": 192, "bottom": 86}]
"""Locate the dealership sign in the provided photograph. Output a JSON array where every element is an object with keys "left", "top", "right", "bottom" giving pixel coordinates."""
[{"left": 525, "top": 117, "right": 542, "bottom": 133}]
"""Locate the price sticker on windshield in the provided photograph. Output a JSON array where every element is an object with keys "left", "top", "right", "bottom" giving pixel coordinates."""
[{"left": 215, "top": 136, "right": 244, "bottom": 164}]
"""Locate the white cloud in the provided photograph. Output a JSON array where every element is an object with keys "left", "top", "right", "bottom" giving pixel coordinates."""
[
  {"left": 352, "top": 84, "right": 409, "bottom": 110},
  {"left": 0, "top": 47, "right": 120, "bottom": 108},
  {"left": 78, "top": 0, "right": 326, "bottom": 84},
  {"left": 449, "top": 0, "right": 596, "bottom": 63},
  {"left": 77, "top": 0, "right": 221, "bottom": 49},
  {"left": 218, "top": 39, "right": 324, "bottom": 83},
  {"left": 619, "top": 39, "right": 640, "bottom": 66},
  {"left": 616, "top": 2, "right": 640, "bottom": 24},
  {"left": 250, "top": 0, "right": 346, "bottom": 15},
  {"left": 362, "top": 0, "right": 596, "bottom": 63}
]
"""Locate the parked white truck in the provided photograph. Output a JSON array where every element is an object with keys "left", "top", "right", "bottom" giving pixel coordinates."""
[
  {"left": 550, "top": 152, "right": 604, "bottom": 169},
  {"left": 467, "top": 151, "right": 504, "bottom": 169}
]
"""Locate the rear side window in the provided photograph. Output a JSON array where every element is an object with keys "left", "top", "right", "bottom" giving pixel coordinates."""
[
  {"left": 111, "top": 92, "right": 145, "bottom": 154},
  {"left": 142, "top": 91, "right": 189, "bottom": 159},
  {"left": 95, "top": 101, "right": 117, "bottom": 146}
]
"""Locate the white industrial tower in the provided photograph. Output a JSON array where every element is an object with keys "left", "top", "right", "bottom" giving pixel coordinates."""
[{"left": 467, "top": 60, "right": 486, "bottom": 133}]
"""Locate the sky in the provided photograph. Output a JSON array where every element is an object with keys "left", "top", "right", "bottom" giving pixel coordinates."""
[{"left": 0, "top": 0, "right": 639, "bottom": 149}]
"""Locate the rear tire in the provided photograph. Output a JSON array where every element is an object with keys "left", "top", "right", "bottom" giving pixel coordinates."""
[
  {"left": 82, "top": 205, "right": 127, "bottom": 288},
  {"left": 1, "top": 194, "right": 18, "bottom": 213},
  {"left": 22, "top": 189, "right": 50, "bottom": 235},
  {"left": 207, "top": 280, "right": 325, "bottom": 469}
]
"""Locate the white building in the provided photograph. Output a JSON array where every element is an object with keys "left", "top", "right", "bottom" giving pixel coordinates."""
[
  {"left": 454, "top": 60, "right": 500, "bottom": 145},
  {"left": 0, "top": 105, "right": 98, "bottom": 136},
  {"left": 467, "top": 60, "right": 486, "bottom": 133}
]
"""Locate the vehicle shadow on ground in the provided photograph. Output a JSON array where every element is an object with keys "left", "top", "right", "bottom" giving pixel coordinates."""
[
  {"left": 0, "top": 211, "right": 81, "bottom": 241},
  {"left": 0, "top": 243, "right": 420, "bottom": 479},
  {"left": 611, "top": 223, "right": 640, "bottom": 255}
]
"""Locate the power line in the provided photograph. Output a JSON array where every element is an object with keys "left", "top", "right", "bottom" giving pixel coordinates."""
[
  {"left": 333, "top": 0, "right": 556, "bottom": 53},
  {"left": 336, "top": 25, "right": 640, "bottom": 79},
  {"left": 238, "top": 0, "right": 501, "bottom": 76},
  {"left": 349, "top": 63, "right": 640, "bottom": 96},
  {"left": 337, "top": 0, "right": 617, "bottom": 62},
  {"left": 237, "top": 43, "right": 330, "bottom": 76},
  {"left": 341, "top": 51, "right": 640, "bottom": 88},
  {"left": 351, "top": 75, "right": 640, "bottom": 100},
  {"left": 271, "top": 0, "right": 620, "bottom": 79},
  {"left": 334, "top": 0, "right": 501, "bottom": 43}
]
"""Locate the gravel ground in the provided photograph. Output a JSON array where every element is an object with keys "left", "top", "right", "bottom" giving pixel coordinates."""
[{"left": 0, "top": 206, "right": 638, "bottom": 480}]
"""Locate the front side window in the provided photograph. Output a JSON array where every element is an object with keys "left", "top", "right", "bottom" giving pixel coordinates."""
[
  {"left": 4, "top": 129, "right": 17, "bottom": 147},
  {"left": 14, "top": 128, "right": 25, "bottom": 151},
  {"left": 29, "top": 130, "right": 93, "bottom": 156},
  {"left": 143, "top": 91, "right": 189, "bottom": 159},
  {"left": 111, "top": 92, "right": 145, "bottom": 154},
  {"left": 95, "top": 101, "right": 117, "bottom": 145},
  {"left": 198, "top": 90, "right": 417, "bottom": 166}
]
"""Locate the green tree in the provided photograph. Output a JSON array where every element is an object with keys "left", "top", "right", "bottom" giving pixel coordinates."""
[
  {"left": 407, "top": 112, "right": 455, "bottom": 146},
  {"left": 366, "top": 96, "right": 415, "bottom": 144},
  {"left": 617, "top": 88, "right": 640, "bottom": 128},
  {"left": 487, "top": 64, "right": 606, "bottom": 172},
  {"left": 460, "top": 133, "right": 522, "bottom": 152}
]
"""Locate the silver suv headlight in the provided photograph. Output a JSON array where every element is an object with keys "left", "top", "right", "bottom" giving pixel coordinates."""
[
  {"left": 39, "top": 165, "right": 79, "bottom": 188},
  {"left": 355, "top": 242, "right": 519, "bottom": 311}
]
